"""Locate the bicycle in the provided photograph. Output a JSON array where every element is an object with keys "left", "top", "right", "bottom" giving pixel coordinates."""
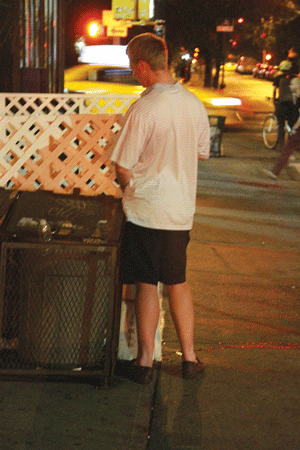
[
  {"left": 262, "top": 98, "right": 292, "bottom": 149},
  {"left": 262, "top": 113, "right": 292, "bottom": 149}
]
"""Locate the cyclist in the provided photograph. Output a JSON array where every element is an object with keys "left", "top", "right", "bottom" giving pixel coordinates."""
[
  {"left": 263, "top": 77, "right": 300, "bottom": 179},
  {"left": 272, "top": 60, "right": 299, "bottom": 148}
]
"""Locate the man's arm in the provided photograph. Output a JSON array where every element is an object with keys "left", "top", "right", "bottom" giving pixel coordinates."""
[
  {"left": 116, "top": 164, "right": 132, "bottom": 191},
  {"left": 197, "top": 115, "right": 211, "bottom": 160},
  {"left": 291, "top": 113, "right": 300, "bottom": 132},
  {"left": 273, "top": 85, "right": 278, "bottom": 104},
  {"left": 273, "top": 77, "right": 279, "bottom": 105}
]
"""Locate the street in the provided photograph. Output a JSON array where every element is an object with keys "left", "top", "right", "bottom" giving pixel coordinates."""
[
  {"left": 221, "top": 70, "right": 275, "bottom": 113},
  {"left": 196, "top": 70, "right": 300, "bottom": 246}
]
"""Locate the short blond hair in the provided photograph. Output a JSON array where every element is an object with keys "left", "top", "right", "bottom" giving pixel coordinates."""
[{"left": 126, "top": 33, "right": 168, "bottom": 71}]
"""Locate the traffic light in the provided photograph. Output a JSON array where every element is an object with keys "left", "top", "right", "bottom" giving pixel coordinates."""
[
  {"left": 237, "top": 17, "right": 244, "bottom": 24},
  {"left": 193, "top": 48, "right": 199, "bottom": 58},
  {"left": 87, "top": 21, "right": 104, "bottom": 38}
]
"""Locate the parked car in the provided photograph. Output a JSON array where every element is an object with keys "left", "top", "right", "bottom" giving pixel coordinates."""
[
  {"left": 265, "top": 65, "right": 280, "bottom": 81},
  {"left": 252, "top": 63, "right": 261, "bottom": 78},
  {"left": 236, "top": 56, "right": 257, "bottom": 75},
  {"left": 253, "top": 63, "right": 272, "bottom": 79},
  {"left": 64, "top": 64, "right": 245, "bottom": 127},
  {"left": 64, "top": 65, "right": 144, "bottom": 96},
  {"left": 258, "top": 63, "right": 269, "bottom": 78}
]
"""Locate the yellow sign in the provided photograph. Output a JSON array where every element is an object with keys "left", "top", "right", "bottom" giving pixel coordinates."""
[
  {"left": 216, "top": 25, "right": 234, "bottom": 32},
  {"left": 103, "top": 10, "right": 130, "bottom": 37},
  {"left": 112, "top": 0, "right": 136, "bottom": 20},
  {"left": 107, "top": 26, "right": 128, "bottom": 37},
  {"left": 138, "top": 0, "right": 151, "bottom": 20},
  {"left": 102, "top": 10, "right": 116, "bottom": 26}
]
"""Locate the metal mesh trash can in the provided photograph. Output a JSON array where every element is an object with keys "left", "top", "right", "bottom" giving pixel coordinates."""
[
  {"left": 0, "top": 190, "right": 124, "bottom": 385},
  {"left": 0, "top": 188, "right": 19, "bottom": 238},
  {"left": 208, "top": 115, "right": 226, "bottom": 157}
]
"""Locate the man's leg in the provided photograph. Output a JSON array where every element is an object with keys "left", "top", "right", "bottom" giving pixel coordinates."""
[
  {"left": 272, "top": 128, "right": 300, "bottom": 176},
  {"left": 276, "top": 103, "right": 286, "bottom": 146},
  {"left": 287, "top": 102, "right": 299, "bottom": 130},
  {"left": 166, "top": 281, "right": 197, "bottom": 363},
  {"left": 134, "top": 282, "right": 160, "bottom": 367}
]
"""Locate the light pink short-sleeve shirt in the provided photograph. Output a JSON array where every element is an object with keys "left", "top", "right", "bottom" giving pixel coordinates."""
[{"left": 110, "top": 82, "right": 210, "bottom": 230}]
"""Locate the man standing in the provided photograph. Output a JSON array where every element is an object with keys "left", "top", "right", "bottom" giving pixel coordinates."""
[{"left": 111, "top": 33, "right": 210, "bottom": 384}]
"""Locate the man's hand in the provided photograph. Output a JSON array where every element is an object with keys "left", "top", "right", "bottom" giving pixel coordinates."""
[{"left": 116, "top": 164, "right": 132, "bottom": 191}]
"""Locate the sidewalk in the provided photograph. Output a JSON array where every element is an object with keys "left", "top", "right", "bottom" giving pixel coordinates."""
[
  {"left": 1, "top": 130, "right": 300, "bottom": 450},
  {"left": 149, "top": 242, "right": 300, "bottom": 450},
  {"left": 148, "top": 129, "right": 300, "bottom": 449}
]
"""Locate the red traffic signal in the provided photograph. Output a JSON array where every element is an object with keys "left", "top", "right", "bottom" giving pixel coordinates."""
[{"left": 87, "top": 21, "right": 104, "bottom": 37}]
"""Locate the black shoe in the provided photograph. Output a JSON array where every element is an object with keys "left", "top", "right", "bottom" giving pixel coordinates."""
[
  {"left": 115, "top": 360, "right": 153, "bottom": 385},
  {"left": 182, "top": 357, "right": 205, "bottom": 379},
  {"left": 261, "top": 169, "right": 278, "bottom": 180}
]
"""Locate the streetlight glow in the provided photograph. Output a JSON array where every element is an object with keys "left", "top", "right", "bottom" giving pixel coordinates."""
[{"left": 88, "top": 22, "right": 101, "bottom": 37}]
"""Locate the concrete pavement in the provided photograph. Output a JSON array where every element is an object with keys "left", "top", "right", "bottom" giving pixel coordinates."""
[
  {"left": 1, "top": 114, "right": 300, "bottom": 449},
  {"left": 147, "top": 125, "right": 300, "bottom": 449}
]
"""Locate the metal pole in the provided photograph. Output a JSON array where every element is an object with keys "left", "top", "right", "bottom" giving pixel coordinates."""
[
  {"left": 219, "top": 33, "right": 226, "bottom": 90},
  {"left": 56, "top": 0, "right": 65, "bottom": 93}
]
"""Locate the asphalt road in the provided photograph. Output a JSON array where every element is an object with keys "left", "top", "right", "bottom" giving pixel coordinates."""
[
  {"left": 218, "top": 70, "right": 275, "bottom": 115},
  {"left": 195, "top": 71, "right": 300, "bottom": 251},
  {"left": 208, "top": 70, "right": 300, "bottom": 181}
]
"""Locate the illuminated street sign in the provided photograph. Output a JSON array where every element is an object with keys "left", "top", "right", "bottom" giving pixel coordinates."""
[
  {"left": 216, "top": 25, "right": 234, "bottom": 32},
  {"left": 138, "top": 0, "right": 153, "bottom": 21},
  {"left": 112, "top": 0, "right": 136, "bottom": 20},
  {"left": 216, "top": 20, "right": 234, "bottom": 32},
  {"left": 112, "top": 0, "right": 154, "bottom": 21},
  {"left": 103, "top": 10, "right": 130, "bottom": 37},
  {"left": 107, "top": 26, "right": 128, "bottom": 37}
]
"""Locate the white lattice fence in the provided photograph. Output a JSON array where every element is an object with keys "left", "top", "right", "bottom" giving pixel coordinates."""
[
  {"left": 0, "top": 93, "right": 138, "bottom": 196},
  {"left": 0, "top": 93, "right": 139, "bottom": 116}
]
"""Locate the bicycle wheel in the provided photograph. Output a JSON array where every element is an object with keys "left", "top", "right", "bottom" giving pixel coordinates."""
[{"left": 262, "top": 114, "right": 279, "bottom": 149}]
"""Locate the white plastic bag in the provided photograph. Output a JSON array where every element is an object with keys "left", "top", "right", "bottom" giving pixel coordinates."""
[{"left": 118, "top": 283, "right": 164, "bottom": 361}]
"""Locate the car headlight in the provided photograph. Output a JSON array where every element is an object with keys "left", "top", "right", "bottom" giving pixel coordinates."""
[{"left": 210, "top": 98, "right": 242, "bottom": 106}]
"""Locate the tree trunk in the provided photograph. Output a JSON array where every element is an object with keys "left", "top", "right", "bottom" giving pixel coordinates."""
[{"left": 204, "top": 57, "right": 213, "bottom": 87}]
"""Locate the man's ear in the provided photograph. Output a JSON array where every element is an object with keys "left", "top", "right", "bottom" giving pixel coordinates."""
[{"left": 138, "top": 60, "right": 151, "bottom": 72}]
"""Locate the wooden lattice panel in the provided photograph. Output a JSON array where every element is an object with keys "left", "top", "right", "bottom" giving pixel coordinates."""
[
  {"left": 0, "top": 114, "right": 124, "bottom": 197},
  {"left": 0, "top": 93, "right": 139, "bottom": 116}
]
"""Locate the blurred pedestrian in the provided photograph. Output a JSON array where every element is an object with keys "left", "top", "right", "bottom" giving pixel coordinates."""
[
  {"left": 111, "top": 33, "right": 210, "bottom": 384},
  {"left": 288, "top": 47, "right": 299, "bottom": 75},
  {"left": 263, "top": 76, "right": 300, "bottom": 179},
  {"left": 273, "top": 60, "right": 299, "bottom": 147}
]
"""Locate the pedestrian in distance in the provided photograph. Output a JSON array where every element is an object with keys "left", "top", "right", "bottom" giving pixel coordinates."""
[
  {"left": 263, "top": 76, "right": 300, "bottom": 180},
  {"left": 287, "top": 47, "right": 299, "bottom": 76},
  {"left": 272, "top": 59, "right": 299, "bottom": 147},
  {"left": 110, "top": 33, "right": 211, "bottom": 384}
]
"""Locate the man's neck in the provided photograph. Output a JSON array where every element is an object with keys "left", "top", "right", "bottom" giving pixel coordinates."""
[{"left": 149, "top": 69, "right": 176, "bottom": 86}]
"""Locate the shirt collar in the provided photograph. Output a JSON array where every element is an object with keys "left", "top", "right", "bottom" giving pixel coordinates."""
[{"left": 141, "top": 81, "right": 181, "bottom": 97}]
